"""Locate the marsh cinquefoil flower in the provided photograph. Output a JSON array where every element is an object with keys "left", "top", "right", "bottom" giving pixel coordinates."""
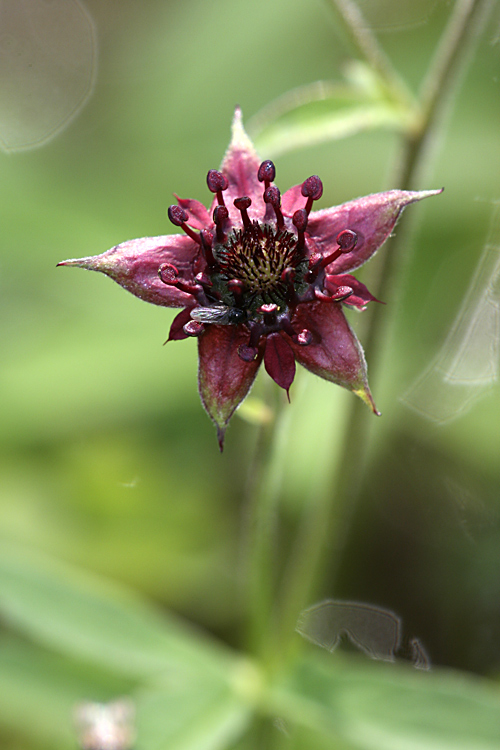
[{"left": 59, "top": 110, "right": 441, "bottom": 448}]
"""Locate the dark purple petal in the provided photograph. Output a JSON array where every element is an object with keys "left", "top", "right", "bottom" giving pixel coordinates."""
[
  {"left": 326, "top": 274, "right": 382, "bottom": 310},
  {"left": 167, "top": 307, "right": 195, "bottom": 341},
  {"left": 264, "top": 333, "right": 296, "bottom": 396},
  {"left": 217, "top": 108, "right": 266, "bottom": 226},
  {"left": 198, "top": 324, "right": 263, "bottom": 450},
  {"left": 290, "top": 301, "right": 379, "bottom": 413},
  {"left": 307, "top": 189, "right": 443, "bottom": 274},
  {"left": 58, "top": 235, "right": 198, "bottom": 308},
  {"left": 174, "top": 196, "right": 211, "bottom": 230}
]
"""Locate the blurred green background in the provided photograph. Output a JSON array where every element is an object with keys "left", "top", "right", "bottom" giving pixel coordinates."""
[{"left": 1, "top": 0, "right": 500, "bottom": 747}]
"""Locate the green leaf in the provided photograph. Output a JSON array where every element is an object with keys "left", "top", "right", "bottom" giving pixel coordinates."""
[
  {"left": 0, "top": 541, "right": 237, "bottom": 680},
  {"left": 0, "top": 543, "right": 259, "bottom": 750},
  {"left": 0, "top": 635, "right": 134, "bottom": 750},
  {"left": 270, "top": 651, "right": 500, "bottom": 750},
  {"left": 249, "top": 66, "right": 416, "bottom": 157},
  {"left": 135, "top": 683, "right": 251, "bottom": 750}
]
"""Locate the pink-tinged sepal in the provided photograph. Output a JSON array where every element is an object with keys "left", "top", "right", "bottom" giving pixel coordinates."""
[
  {"left": 174, "top": 196, "right": 211, "bottom": 230},
  {"left": 325, "top": 274, "right": 382, "bottom": 310},
  {"left": 308, "top": 189, "right": 443, "bottom": 274},
  {"left": 218, "top": 108, "right": 265, "bottom": 225},
  {"left": 58, "top": 235, "right": 199, "bottom": 308},
  {"left": 290, "top": 301, "right": 379, "bottom": 414},
  {"left": 264, "top": 333, "right": 296, "bottom": 399},
  {"left": 198, "top": 324, "right": 264, "bottom": 450}
]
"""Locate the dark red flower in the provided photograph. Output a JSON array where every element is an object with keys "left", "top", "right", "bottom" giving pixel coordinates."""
[{"left": 59, "top": 109, "right": 442, "bottom": 449}]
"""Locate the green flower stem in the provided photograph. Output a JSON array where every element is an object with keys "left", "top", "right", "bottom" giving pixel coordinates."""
[
  {"left": 245, "top": 386, "right": 295, "bottom": 662},
  {"left": 273, "top": 0, "right": 495, "bottom": 669}
]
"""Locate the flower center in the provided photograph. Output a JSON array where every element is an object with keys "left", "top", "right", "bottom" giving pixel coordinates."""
[
  {"left": 214, "top": 222, "right": 303, "bottom": 306},
  {"left": 163, "top": 160, "right": 359, "bottom": 349}
]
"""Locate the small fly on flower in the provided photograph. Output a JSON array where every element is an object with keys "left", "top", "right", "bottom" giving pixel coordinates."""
[
  {"left": 191, "top": 305, "right": 247, "bottom": 325},
  {"left": 73, "top": 699, "right": 135, "bottom": 750}
]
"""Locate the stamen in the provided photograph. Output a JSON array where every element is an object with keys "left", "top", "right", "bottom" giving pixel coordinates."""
[
  {"left": 200, "top": 229, "right": 216, "bottom": 266},
  {"left": 158, "top": 263, "right": 200, "bottom": 295},
  {"left": 183, "top": 320, "right": 205, "bottom": 336},
  {"left": 158, "top": 262, "right": 178, "bottom": 284},
  {"left": 259, "top": 302, "right": 278, "bottom": 326},
  {"left": 281, "top": 267, "right": 297, "bottom": 302},
  {"left": 264, "top": 186, "right": 284, "bottom": 229},
  {"left": 292, "top": 208, "right": 308, "bottom": 251},
  {"left": 167, "top": 204, "right": 201, "bottom": 244},
  {"left": 234, "top": 196, "right": 252, "bottom": 229},
  {"left": 213, "top": 205, "right": 229, "bottom": 243},
  {"left": 207, "top": 170, "right": 228, "bottom": 206},
  {"left": 248, "top": 321, "right": 264, "bottom": 349},
  {"left": 313, "top": 229, "right": 359, "bottom": 271},
  {"left": 336, "top": 229, "right": 358, "bottom": 252},
  {"left": 257, "top": 160, "right": 276, "bottom": 188},
  {"left": 228, "top": 278, "right": 245, "bottom": 303},
  {"left": 238, "top": 344, "right": 258, "bottom": 362},
  {"left": 301, "top": 175, "right": 323, "bottom": 215}
]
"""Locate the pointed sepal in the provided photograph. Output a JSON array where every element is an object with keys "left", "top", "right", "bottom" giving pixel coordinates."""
[
  {"left": 198, "top": 324, "right": 263, "bottom": 450},
  {"left": 308, "top": 189, "right": 443, "bottom": 274},
  {"left": 58, "top": 235, "right": 198, "bottom": 308},
  {"left": 290, "top": 301, "right": 379, "bottom": 414}
]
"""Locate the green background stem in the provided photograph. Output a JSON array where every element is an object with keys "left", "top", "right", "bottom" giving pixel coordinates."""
[{"left": 271, "top": 0, "right": 495, "bottom": 668}]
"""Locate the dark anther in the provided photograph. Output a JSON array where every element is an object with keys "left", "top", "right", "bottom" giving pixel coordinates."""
[
  {"left": 206, "top": 170, "right": 228, "bottom": 193},
  {"left": 158, "top": 263, "right": 178, "bottom": 284},
  {"left": 301, "top": 175, "right": 323, "bottom": 215},
  {"left": 297, "top": 329, "right": 313, "bottom": 346},
  {"left": 301, "top": 175, "right": 323, "bottom": 200},
  {"left": 183, "top": 320, "right": 205, "bottom": 337},
  {"left": 234, "top": 196, "right": 252, "bottom": 229},
  {"left": 292, "top": 208, "right": 308, "bottom": 233},
  {"left": 312, "top": 229, "right": 358, "bottom": 270},
  {"left": 293, "top": 207, "right": 308, "bottom": 250},
  {"left": 336, "top": 229, "right": 358, "bottom": 252},
  {"left": 258, "top": 160, "right": 276, "bottom": 185},
  {"left": 213, "top": 205, "right": 228, "bottom": 223},
  {"left": 238, "top": 344, "right": 258, "bottom": 362},
  {"left": 167, "top": 204, "right": 202, "bottom": 244},
  {"left": 168, "top": 205, "right": 189, "bottom": 227},
  {"left": 264, "top": 186, "right": 284, "bottom": 229}
]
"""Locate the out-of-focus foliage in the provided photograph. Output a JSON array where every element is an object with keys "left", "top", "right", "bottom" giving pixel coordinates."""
[
  {"left": 0, "top": 544, "right": 499, "bottom": 750},
  {"left": 1, "top": 0, "right": 500, "bottom": 748}
]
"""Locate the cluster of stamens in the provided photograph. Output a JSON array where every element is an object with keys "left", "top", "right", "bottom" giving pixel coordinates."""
[{"left": 160, "top": 160, "right": 358, "bottom": 361}]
